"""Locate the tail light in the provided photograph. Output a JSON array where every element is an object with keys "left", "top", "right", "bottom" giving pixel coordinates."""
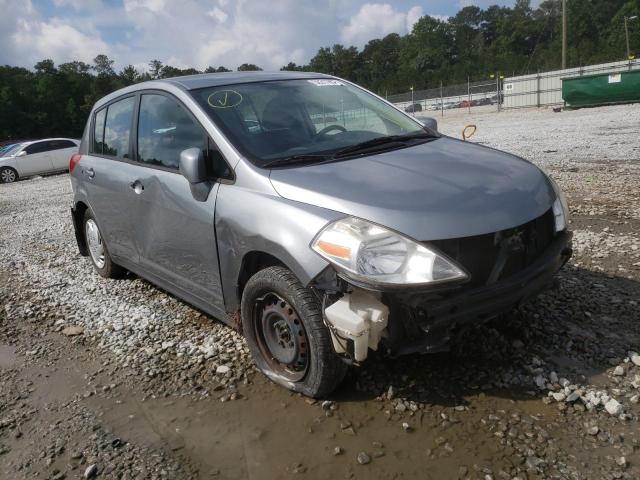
[{"left": 69, "top": 154, "right": 82, "bottom": 173}]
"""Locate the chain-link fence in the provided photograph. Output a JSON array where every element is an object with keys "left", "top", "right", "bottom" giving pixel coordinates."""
[
  {"left": 388, "top": 59, "right": 640, "bottom": 114},
  {"left": 387, "top": 79, "right": 500, "bottom": 114}
]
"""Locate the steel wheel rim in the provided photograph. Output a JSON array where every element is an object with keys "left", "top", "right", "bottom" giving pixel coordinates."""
[
  {"left": 1, "top": 169, "right": 16, "bottom": 183},
  {"left": 85, "top": 219, "right": 105, "bottom": 269},
  {"left": 254, "top": 292, "right": 309, "bottom": 382}
]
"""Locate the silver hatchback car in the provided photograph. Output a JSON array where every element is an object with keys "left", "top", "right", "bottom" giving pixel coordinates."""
[{"left": 70, "top": 72, "right": 572, "bottom": 397}]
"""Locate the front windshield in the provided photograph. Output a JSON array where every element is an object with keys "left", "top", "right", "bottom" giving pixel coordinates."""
[
  {"left": 1, "top": 143, "right": 24, "bottom": 157},
  {"left": 191, "top": 79, "right": 426, "bottom": 166}
]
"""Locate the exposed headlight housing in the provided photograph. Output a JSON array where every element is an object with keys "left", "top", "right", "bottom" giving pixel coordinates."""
[
  {"left": 549, "top": 177, "right": 568, "bottom": 233},
  {"left": 311, "top": 217, "right": 468, "bottom": 286}
]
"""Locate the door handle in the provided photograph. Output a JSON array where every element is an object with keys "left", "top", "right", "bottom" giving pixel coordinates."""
[
  {"left": 86, "top": 168, "right": 95, "bottom": 179},
  {"left": 130, "top": 180, "right": 144, "bottom": 194}
]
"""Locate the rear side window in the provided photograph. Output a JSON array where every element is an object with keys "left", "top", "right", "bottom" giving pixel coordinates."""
[
  {"left": 137, "top": 94, "right": 205, "bottom": 170},
  {"left": 49, "top": 140, "right": 76, "bottom": 150},
  {"left": 25, "top": 141, "right": 54, "bottom": 154},
  {"left": 93, "top": 108, "right": 106, "bottom": 154},
  {"left": 103, "top": 97, "right": 135, "bottom": 158}
]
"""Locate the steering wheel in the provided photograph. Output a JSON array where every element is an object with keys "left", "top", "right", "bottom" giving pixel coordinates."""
[{"left": 315, "top": 124, "right": 347, "bottom": 138}]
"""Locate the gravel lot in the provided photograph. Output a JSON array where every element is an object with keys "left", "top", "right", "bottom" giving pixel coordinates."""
[{"left": 1, "top": 103, "right": 639, "bottom": 479}]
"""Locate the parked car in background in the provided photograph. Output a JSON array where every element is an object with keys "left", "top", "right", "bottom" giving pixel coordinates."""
[
  {"left": 0, "top": 138, "right": 79, "bottom": 183},
  {"left": 70, "top": 71, "right": 571, "bottom": 397},
  {"left": 476, "top": 97, "right": 494, "bottom": 106},
  {"left": 404, "top": 103, "right": 422, "bottom": 113}
]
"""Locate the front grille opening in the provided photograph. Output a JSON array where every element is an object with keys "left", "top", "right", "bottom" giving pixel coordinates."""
[{"left": 428, "top": 209, "right": 555, "bottom": 288}]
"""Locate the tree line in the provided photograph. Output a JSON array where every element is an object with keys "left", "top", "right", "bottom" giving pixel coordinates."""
[{"left": 1, "top": 0, "right": 638, "bottom": 140}]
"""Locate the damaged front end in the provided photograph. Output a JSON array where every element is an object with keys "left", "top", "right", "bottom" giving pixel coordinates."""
[{"left": 310, "top": 209, "right": 573, "bottom": 364}]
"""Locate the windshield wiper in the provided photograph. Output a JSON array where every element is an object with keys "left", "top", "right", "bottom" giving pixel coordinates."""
[
  {"left": 332, "top": 131, "right": 436, "bottom": 158},
  {"left": 263, "top": 131, "right": 438, "bottom": 168},
  {"left": 262, "top": 153, "right": 332, "bottom": 168}
]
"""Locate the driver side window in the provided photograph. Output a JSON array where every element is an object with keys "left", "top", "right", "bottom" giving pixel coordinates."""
[
  {"left": 137, "top": 93, "right": 232, "bottom": 179},
  {"left": 137, "top": 94, "right": 206, "bottom": 170},
  {"left": 24, "top": 141, "right": 52, "bottom": 155}
]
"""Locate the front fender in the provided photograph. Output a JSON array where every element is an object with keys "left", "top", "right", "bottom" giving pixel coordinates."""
[{"left": 215, "top": 183, "right": 343, "bottom": 312}]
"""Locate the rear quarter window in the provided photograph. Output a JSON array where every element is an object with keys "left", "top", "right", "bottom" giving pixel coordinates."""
[{"left": 93, "top": 108, "right": 106, "bottom": 154}]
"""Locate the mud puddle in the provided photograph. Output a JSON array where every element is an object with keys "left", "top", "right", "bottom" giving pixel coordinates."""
[{"left": 97, "top": 379, "right": 558, "bottom": 479}]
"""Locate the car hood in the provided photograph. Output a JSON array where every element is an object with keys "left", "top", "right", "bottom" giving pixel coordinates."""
[{"left": 269, "top": 137, "right": 555, "bottom": 240}]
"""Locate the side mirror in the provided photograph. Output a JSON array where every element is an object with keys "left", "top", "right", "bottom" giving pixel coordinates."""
[
  {"left": 419, "top": 117, "right": 438, "bottom": 132},
  {"left": 17, "top": 150, "right": 27, "bottom": 157},
  {"left": 179, "top": 148, "right": 207, "bottom": 184}
]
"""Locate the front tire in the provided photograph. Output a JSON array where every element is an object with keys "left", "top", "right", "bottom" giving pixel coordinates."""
[
  {"left": 241, "top": 266, "right": 347, "bottom": 398},
  {"left": 83, "top": 209, "right": 125, "bottom": 278},
  {"left": 0, "top": 167, "right": 18, "bottom": 184}
]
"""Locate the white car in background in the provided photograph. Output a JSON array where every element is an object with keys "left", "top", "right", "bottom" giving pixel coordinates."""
[{"left": 0, "top": 138, "right": 79, "bottom": 183}]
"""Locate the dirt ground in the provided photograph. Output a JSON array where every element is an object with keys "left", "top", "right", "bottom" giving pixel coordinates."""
[{"left": 1, "top": 103, "right": 639, "bottom": 480}]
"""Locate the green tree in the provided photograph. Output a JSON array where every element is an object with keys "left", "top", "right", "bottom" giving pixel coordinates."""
[
  {"left": 148, "top": 59, "right": 164, "bottom": 79},
  {"left": 205, "top": 65, "right": 231, "bottom": 73},
  {"left": 237, "top": 63, "right": 263, "bottom": 71},
  {"left": 119, "top": 65, "right": 141, "bottom": 85}
]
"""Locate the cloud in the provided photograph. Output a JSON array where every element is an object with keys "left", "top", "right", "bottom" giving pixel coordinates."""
[
  {"left": 0, "top": 0, "right": 519, "bottom": 72},
  {"left": 341, "top": 3, "right": 423, "bottom": 47},
  {"left": 117, "top": 0, "right": 342, "bottom": 70},
  {"left": 0, "top": 0, "right": 111, "bottom": 67},
  {"left": 13, "top": 19, "right": 111, "bottom": 64},
  {"left": 123, "top": 0, "right": 167, "bottom": 14},
  {"left": 207, "top": 7, "right": 228, "bottom": 23}
]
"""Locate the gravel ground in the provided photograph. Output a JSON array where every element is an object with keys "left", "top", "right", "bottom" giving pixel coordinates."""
[{"left": 1, "top": 103, "right": 639, "bottom": 479}]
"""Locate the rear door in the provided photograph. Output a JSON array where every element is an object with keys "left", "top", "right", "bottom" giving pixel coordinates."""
[
  {"left": 128, "top": 91, "right": 227, "bottom": 308},
  {"left": 48, "top": 139, "right": 78, "bottom": 170},
  {"left": 82, "top": 96, "right": 139, "bottom": 262},
  {"left": 19, "top": 141, "right": 55, "bottom": 175}
]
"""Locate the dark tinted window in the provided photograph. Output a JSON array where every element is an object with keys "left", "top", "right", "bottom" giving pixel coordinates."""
[
  {"left": 49, "top": 140, "right": 76, "bottom": 150},
  {"left": 93, "top": 108, "right": 106, "bottom": 154},
  {"left": 25, "top": 141, "right": 54, "bottom": 154},
  {"left": 137, "top": 94, "right": 205, "bottom": 170},
  {"left": 103, "top": 97, "right": 135, "bottom": 158}
]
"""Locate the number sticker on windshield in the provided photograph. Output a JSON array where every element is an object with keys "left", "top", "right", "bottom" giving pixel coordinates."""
[
  {"left": 207, "top": 90, "right": 243, "bottom": 108},
  {"left": 307, "top": 79, "right": 344, "bottom": 87}
]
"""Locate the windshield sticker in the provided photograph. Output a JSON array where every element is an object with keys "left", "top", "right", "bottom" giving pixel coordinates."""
[
  {"left": 308, "top": 79, "right": 344, "bottom": 87},
  {"left": 207, "top": 90, "right": 243, "bottom": 108}
]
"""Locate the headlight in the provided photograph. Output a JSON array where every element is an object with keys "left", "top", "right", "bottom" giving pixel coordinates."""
[
  {"left": 311, "top": 217, "right": 468, "bottom": 286},
  {"left": 549, "top": 177, "right": 568, "bottom": 232}
]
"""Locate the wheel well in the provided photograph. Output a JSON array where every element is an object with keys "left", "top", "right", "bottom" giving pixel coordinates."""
[
  {"left": 1, "top": 166, "right": 18, "bottom": 178},
  {"left": 237, "top": 251, "right": 286, "bottom": 301},
  {"left": 73, "top": 201, "right": 89, "bottom": 256}
]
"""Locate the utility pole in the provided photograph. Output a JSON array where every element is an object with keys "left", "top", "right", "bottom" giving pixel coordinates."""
[
  {"left": 410, "top": 86, "right": 414, "bottom": 113},
  {"left": 562, "top": 0, "right": 567, "bottom": 69},
  {"left": 625, "top": 16, "right": 638, "bottom": 60}
]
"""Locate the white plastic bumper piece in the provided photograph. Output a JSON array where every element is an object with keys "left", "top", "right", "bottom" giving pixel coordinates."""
[{"left": 324, "top": 289, "right": 389, "bottom": 362}]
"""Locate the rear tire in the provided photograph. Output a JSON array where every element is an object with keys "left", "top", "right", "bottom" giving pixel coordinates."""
[
  {"left": 83, "top": 209, "right": 125, "bottom": 278},
  {"left": 0, "top": 167, "right": 18, "bottom": 184},
  {"left": 241, "top": 266, "right": 347, "bottom": 398}
]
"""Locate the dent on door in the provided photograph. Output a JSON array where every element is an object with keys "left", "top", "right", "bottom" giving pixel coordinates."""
[{"left": 133, "top": 170, "right": 224, "bottom": 308}]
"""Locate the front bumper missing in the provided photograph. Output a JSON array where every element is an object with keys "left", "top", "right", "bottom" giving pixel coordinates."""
[{"left": 380, "top": 231, "right": 573, "bottom": 356}]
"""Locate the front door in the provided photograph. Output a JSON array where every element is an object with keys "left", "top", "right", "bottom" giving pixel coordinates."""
[
  {"left": 20, "top": 141, "right": 54, "bottom": 175},
  {"left": 129, "top": 92, "right": 225, "bottom": 309}
]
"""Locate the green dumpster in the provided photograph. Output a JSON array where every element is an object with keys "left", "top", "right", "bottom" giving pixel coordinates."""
[{"left": 562, "top": 70, "right": 640, "bottom": 108}]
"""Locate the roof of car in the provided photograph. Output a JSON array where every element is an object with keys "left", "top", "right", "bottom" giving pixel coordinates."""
[
  {"left": 160, "top": 71, "right": 333, "bottom": 91},
  {"left": 20, "top": 138, "right": 79, "bottom": 146}
]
